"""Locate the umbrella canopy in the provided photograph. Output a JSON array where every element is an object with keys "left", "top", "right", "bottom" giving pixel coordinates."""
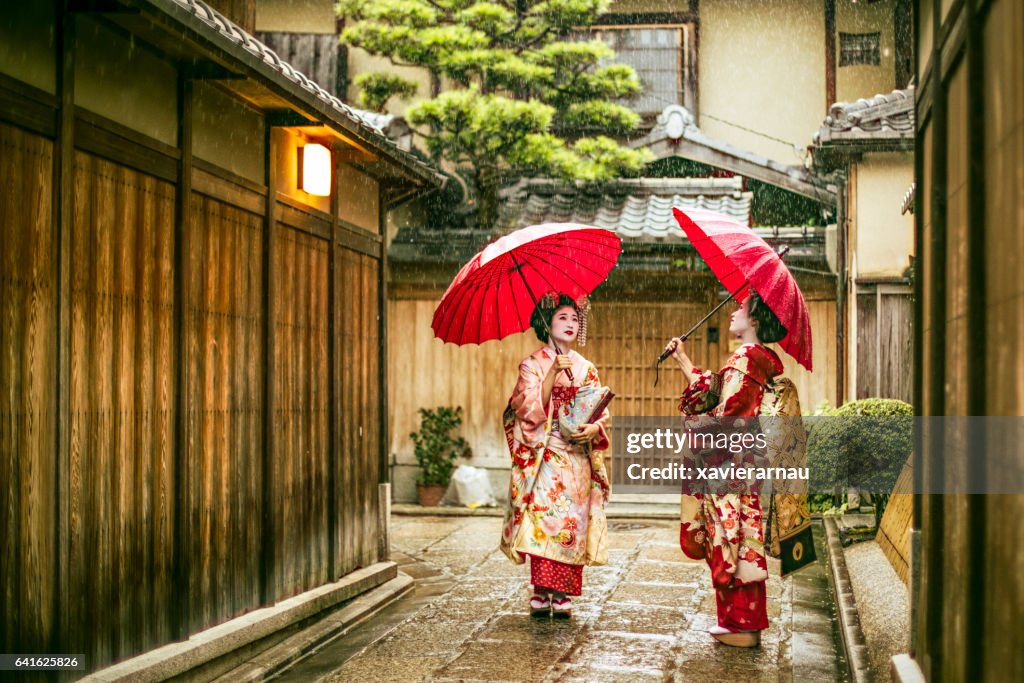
[
  {"left": 432, "top": 223, "right": 621, "bottom": 345},
  {"left": 672, "top": 207, "right": 813, "bottom": 370}
]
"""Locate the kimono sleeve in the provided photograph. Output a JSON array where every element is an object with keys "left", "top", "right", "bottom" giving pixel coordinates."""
[
  {"left": 509, "top": 359, "right": 547, "bottom": 438},
  {"left": 582, "top": 363, "right": 611, "bottom": 451},
  {"left": 715, "top": 366, "right": 765, "bottom": 417},
  {"left": 678, "top": 365, "right": 765, "bottom": 417},
  {"left": 678, "top": 367, "right": 723, "bottom": 415}
]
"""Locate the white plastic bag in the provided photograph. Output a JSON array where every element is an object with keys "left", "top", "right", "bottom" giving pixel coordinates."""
[{"left": 451, "top": 465, "right": 497, "bottom": 508}]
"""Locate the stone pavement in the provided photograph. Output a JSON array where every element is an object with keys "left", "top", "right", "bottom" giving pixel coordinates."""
[{"left": 273, "top": 516, "right": 846, "bottom": 683}]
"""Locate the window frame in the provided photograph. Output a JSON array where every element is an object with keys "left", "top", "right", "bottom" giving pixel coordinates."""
[{"left": 580, "top": 21, "right": 698, "bottom": 119}]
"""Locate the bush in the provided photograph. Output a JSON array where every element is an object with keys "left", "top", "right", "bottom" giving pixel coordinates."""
[
  {"left": 410, "top": 406, "right": 472, "bottom": 486},
  {"left": 806, "top": 398, "right": 913, "bottom": 512}
]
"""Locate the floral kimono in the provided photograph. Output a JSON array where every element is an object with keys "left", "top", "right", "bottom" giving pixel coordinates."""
[
  {"left": 677, "top": 343, "right": 785, "bottom": 632},
  {"left": 500, "top": 348, "right": 611, "bottom": 595}
]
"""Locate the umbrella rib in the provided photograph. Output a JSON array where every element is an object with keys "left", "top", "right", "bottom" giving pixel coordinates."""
[
  {"left": 519, "top": 248, "right": 614, "bottom": 283},
  {"left": 516, "top": 236, "right": 619, "bottom": 264},
  {"left": 438, "top": 259, "right": 502, "bottom": 341}
]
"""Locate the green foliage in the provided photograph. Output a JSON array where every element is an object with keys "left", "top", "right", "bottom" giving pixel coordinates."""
[
  {"left": 645, "top": 157, "right": 715, "bottom": 178},
  {"left": 410, "top": 406, "right": 472, "bottom": 486},
  {"left": 806, "top": 398, "right": 913, "bottom": 497},
  {"left": 748, "top": 179, "right": 831, "bottom": 227},
  {"left": 338, "top": 0, "right": 652, "bottom": 229},
  {"left": 353, "top": 73, "right": 419, "bottom": 112}
]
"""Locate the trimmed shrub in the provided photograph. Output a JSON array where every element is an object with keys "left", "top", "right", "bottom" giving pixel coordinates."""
[{"left": 806, "top": 398, "right": 913, "bottom": 517}]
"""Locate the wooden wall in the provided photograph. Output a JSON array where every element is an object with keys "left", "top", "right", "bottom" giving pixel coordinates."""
[
  {"left": 912, "top": 0, "right": 1024, "bottom": 680},
  {"left": 0, "top": 91, "right": 385, "bottom": 672},
  {"left": 388, "top": 280, "right": 836, "bottom": 498},
  {"left": 0, "top": 120, "right": 57, "bottom": 661},
  {"left": 856, "top": 286, "right": 913, "bottom": 402}
]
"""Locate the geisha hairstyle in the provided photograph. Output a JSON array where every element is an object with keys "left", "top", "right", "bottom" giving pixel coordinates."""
[
  {"left": 531, "top": 293, "right": 590, "bottom": 345},
  {"left": 748, "top": 290, "right": 788, "bottom": 344}
]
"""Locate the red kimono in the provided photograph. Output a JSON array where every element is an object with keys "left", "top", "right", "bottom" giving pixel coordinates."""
[{"left": 678, "top": 343, "right": 784, "bottom": 632}]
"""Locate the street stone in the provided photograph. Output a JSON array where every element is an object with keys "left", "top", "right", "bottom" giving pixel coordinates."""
[
  {"left": 564, "top": 632, "right": 677, "bottom": 672},
  {"left": 637, "top": 544, "right": 695, "bottom": 562},
  {"left": 269, "top": 515, "right": 844, "bottom": 682},
  {"left": 592, "top": 603, "right": 690, "bottom": 635},
  {"left": 438, "top": 642, "right": 569, "bottom": 681},
  {"left": 624, "top": 559, "right": 705, "bottom": 584},
  {"left": 476, "top": 613, "right": 584, "bottom": 644},
  {"left": 323, "top": 655, "right": 450, "bottom": 683},
  {"left": 544, "top": 663, "right": 665, "bottom": 682},
  {"left": 607, "top": 581, "right": 699, "bottom": 607}
]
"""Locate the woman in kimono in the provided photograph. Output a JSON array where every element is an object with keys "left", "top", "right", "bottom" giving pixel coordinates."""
[
  {"left": 500, "top": 293, "right": 611, "bottom": 618},
  {"left": 664, "top": 290, "right": 790, "bottom": 648}
]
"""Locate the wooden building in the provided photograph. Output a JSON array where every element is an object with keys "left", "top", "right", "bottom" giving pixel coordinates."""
[
  {"left": 0, "top": 0, "right": 440, "bottom": 676},
  {"left": 390, "top": 161, "right": 836, "bottom": 503},
  {"left": 891, "top": 0, "right": 1024, "bottom": 681},
  {"left": 812, "top": 88, "right": 916, "bottom": 403}
]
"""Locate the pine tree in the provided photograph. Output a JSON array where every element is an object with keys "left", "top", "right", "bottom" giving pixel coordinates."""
[{"left": 339, "top": 0, "right": 653, "bottom": 230}]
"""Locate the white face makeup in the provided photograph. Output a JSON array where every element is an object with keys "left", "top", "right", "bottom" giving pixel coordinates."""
[
  {"left": 548, "top": 305, "right": 580, "bottom": 347},
  {"left": 728, "top": 297, "right": 754, "bottom": 339}
]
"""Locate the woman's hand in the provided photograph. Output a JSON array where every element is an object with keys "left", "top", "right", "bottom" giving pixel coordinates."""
[
  {"left": 550, "top": 354, "right": 572, "bottom": 374},
  {"left": 543, "top": 354, "right": 573, "bottom": 405},
  {"left": 665, "top": 337, "right": 695, "bottom": 387},
  {"left": 665, "top": 338, "right": 690, "bottom": 368},
  {"left": 570, "top": 423, "right": 601, "bottom": 444}
]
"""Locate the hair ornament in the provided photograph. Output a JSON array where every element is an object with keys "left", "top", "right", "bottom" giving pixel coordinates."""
[{"left": 575, "top": 294, "right": 591, "bottom": 347}]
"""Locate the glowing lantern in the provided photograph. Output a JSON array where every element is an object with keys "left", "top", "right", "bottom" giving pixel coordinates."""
[{"left": 299, "top": 143, "right": 331, "bottom": 196}]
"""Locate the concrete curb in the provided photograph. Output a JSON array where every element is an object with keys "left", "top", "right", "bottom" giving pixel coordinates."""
[
  {"left": 214, "top": 573, "right": 414, "bottom": 682},
  {"left": 391, "top": 503, "right": 679, "bottom": 520},
  {"left": 80, "top": 562, "right": 401, "bottom": 682},
  {"left": 822, "top": 515, "right": 871, "bottom": 683}
]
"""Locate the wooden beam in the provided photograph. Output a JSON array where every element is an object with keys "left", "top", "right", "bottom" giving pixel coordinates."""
[
  {"left": 334, "top": 147, "right": 378, "bottom": 163},
  {"left": 377, "top": 184, "right": 389, "bottom": 563},
  {"left": 825, "top": 0, "right": 836, "bottom": 109},
  {"left": 181, "top": 60, "right": 245, "bottom": 81},
  {"left": 53, "top": 0, "right": 75, "bottom": 654},
  {"left": 0, "top": 72, "right": 57, "bottom": 137},
  {"left": 266, "top": 110, "right": 319, "bottom": 128},
  {"left": 964, "top": 2, "right": 987, "bottom": 675},
  {"left": 260, "top": 125, "right": 278, "bottom": 605},
  {"left": 171, "top": 67, "right": 194, "bottom": 640},
  {"left": 327, "top": 145, "right": 340, "bottom": 579},
  {"left": 643, "top": 135, "right": 837, "bottom": 205}
]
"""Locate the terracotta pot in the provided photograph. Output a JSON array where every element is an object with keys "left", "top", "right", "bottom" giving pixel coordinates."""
[{"left": 416, "top": 483, "right": 446, "bottom": 507}]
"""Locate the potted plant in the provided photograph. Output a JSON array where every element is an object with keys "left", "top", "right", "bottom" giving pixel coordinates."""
[{"left": 410, "top": 406, "right": 472, "bottom": 507}]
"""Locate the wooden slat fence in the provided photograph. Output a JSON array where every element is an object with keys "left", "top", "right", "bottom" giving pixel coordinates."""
[
  {"left": 877, "top": 459, "right": 913, "bottom": 585},
  {"left": 0, "top": 120, "right": 385, "bottom": 673}
]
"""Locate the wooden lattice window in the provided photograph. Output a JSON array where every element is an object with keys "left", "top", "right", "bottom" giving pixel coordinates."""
[
  {"left": 839, "top": 32, "right": 881, "bottom": 66},
  {"left": 578, "top": 24, "right": 696, "bottom": 116}
]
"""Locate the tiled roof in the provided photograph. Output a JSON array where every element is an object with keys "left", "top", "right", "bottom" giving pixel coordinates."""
[
  {"left": 497, "top": 177, "right": 752, "bottom": 238},
  {"left": 633, "top": 106, "right": 837, "bottom": 205},
  {"left": 153, "top": 0, "right": 440, "bottom": 184},
  {"left": 901, "top": 182, "right": 916, "bottom": 215},
  {"left": 815, "top": 87, "right": 915, "bottom": 144},
  {"left": 391, "top": 176, "right": 828, "bottom": 268}
]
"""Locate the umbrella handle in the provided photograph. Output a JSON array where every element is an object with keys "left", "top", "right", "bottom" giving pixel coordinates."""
[{"left": 653, "top": 281, "right": 749, "bottom": 387}]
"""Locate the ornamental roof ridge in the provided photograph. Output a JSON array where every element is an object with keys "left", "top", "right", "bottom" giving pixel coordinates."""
[{"left": 815, "top": 86, "right": 915, "bottom": 143}]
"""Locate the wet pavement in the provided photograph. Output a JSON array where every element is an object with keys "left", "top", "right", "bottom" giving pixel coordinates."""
[{"left": 272, "top": 516, "right": 846, "bottom": 682}]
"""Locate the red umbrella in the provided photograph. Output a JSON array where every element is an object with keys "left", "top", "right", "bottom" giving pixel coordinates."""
[
  {"left": 432, "top": 223, "right": 621, "bottom": 346},
  {"left": 670, "top": 207, "right": 813, "bottom": 371}
]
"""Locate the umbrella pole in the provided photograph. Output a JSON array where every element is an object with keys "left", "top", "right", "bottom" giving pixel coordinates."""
[
  {"left": 510, "top": 254, "right": 574, "bottom": 382},
  {"left": 654, "top": 281, "right": 749, "bottom": 386}
]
